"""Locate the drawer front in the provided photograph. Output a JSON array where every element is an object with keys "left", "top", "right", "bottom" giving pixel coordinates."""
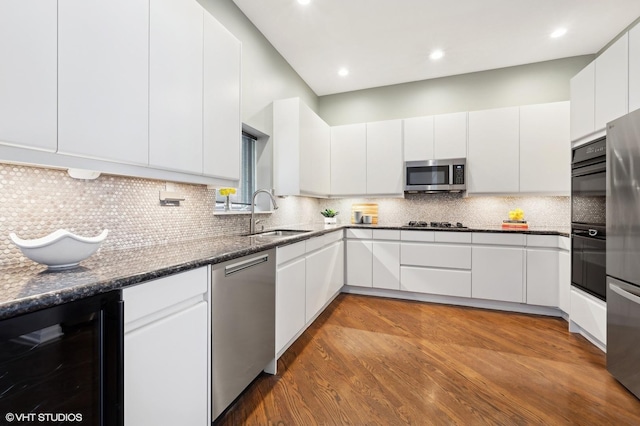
[
  {"left": 434, "top": 231, "right": 472, "bottom": 244},
  {"left": 124, "top": 267, "right": 208, "bottom": 325},
  {"left": 306, "top": 231, "right": 343, "bottom": 253},
  {"left": 277, "top": 241, "right": 306, "bottom": 265},
  {"left": 526, "top": 235, "right": 559, "bottom": 249},
  {"left": 570, "top": 288, "right": 606, "bottom": 345},
  {"left": 373, "top": 229, "right": 401, "bottom": 240},
  {"left": 472, "top": 232, "right": 526, "bottom": 246},
  {"left": 401, "top": 266, "right": 471, "bottom": 298},
  {"left": 400, "top": 230, "right": 435, "bottom": 242},
  {"left": 401, "top": 243, "right": 471, "bottom": 269},
  {"left": 346, "top": 228, "right": 373, "bottom": 239}
]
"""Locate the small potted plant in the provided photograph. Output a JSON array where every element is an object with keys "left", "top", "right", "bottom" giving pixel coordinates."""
[{"left": 320, "top": 208, "right": 339, "bottom": 225}]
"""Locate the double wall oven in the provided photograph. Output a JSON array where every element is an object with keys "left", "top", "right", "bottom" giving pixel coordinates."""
[{"left": 571, "top": 137, "right": 606, "bottom": 301}]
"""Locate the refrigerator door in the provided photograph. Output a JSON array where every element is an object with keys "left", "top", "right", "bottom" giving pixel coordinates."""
[{"left": 607, "top": 108, "right": 640, "bottom": 284}]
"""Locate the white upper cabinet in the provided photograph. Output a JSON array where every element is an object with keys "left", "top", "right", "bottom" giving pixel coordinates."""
[
  {"left": 519, "top": 102, "right": 570, "bottom": 194},
  {"left": 0, "top": 1, "right": 57, "bottom": 151},
  {"left": 366, "top": 119, "right": 403, "bottom": 195},
  {"left": 403, "top": 116, "right": 434, "bottom": 161},
  {"left": 595, "top": 33, "right": 629, "bottom": 131},
  {"left": 570, "top": 62, "right": 595, "bottom": 142},
  {"left": 58, "top": 0, "right": 149, "bottom": 165},
  {"left": 629, "top": 25, "right": 640, "bottom": 113},
  {"left": 467, "top": 106, "right": 520, "bottom": 193},
  {"left": 149, "top": 0, "right": 204, "bottom": 174},
  {"left": 434, "top": 112, "right": 467, "bottom": 159},
  {"left": 273, "top": 98, "right": 330, "bottom": 197},
  {"left": 203, "top": 14, "right": 241, "bottom": 180},
  {"left": 331, "top": 123, "right": 367, "bottom": 196}
]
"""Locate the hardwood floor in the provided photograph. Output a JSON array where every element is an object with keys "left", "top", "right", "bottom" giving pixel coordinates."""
[{"left": 215, "top": 294, "right": 640, "bottom": 425}]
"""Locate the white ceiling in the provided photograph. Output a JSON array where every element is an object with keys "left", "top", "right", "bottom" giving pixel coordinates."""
[{"left": 232, "top": 0, "right": 640, "bottom": 96}]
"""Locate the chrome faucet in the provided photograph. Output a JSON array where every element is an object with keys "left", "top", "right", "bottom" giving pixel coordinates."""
[{"left": 250, "top": 189, "right": 279, "bottom": 234}]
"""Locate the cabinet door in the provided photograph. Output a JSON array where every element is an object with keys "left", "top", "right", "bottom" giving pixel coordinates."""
[
  {"left": 526, "top": 249, "right": 559, "bottom": 307},
  {"left": 630, "top": 25, "right": 640, "bottom": 113},
  {"left": 300, "top": 104, "right": 331, "bottom": 196},
  {"left": 331, "top": 124, "right": 367, "bottom": 195},
  {"left": 372, "top": 241, "right": 400, "bottom": 290},
  {"left": 559, "top": 250, "right": 571, "bottom": 314},
  {"left": 404, "top": 116, "right": 434, "bottom": 161},
  {"left": 0, "top": 1, "right": 56, "bottom": 151},
  {"left": 468, "top": 106, "right": 519, "bottom": 193},
  {"left": 472, "top": 246, "right": 524, "bottom": 303},
  {"left": 595, "top": 33, "right": 628, "bottom": 131},
  {"left": 306, "top": 242, "right": 343, "bottom": 322},
  {"left": 570, "top": 62, "right": 595, "bottom": 141},
  {"left": 434, "top": 112, "right": 467, "bottom": 159},
  {"left": 346, "top": 239, "right": 372, "bottom": 287},
  {"left": 276, "top": 258, "right": 306, "bottom": 354},
  {"left": 58, "top": 0, "right": 149, "bottom": 165},
  {"left": 203, "top": 13, "right": 241, "bottom": 180},
  {"left": 366, "top": 119, "right": 403, "bottom": 195},
  {"left": 125, "top": 302, "right": 208, "bottom": 426},
  {"left": 149, "top": 0, "right": 203, "bottom": 173},
  {"left": 519, "top": 102, "right": 570, "bottom": 194}
]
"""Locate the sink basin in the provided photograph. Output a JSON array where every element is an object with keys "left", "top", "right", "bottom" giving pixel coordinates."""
[{"left": 249, "top": 229, "right": 311, "bottom": 238}]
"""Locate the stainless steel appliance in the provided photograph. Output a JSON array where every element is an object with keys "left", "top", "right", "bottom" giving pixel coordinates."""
[
  {"left": 404, "top": 158, "right": 466, "bottom": 192},
  {"left": 211, "top": 250, "right": 276, "bottom": 419},
  {"left": 0, "top": 292, "right": 124, "bottom": 425},
  {"left": 571, "top": 137, "right": 606, "bottom": 300},
  {"left": 606, "top": 109, "right": 640, "bottom": 399}
]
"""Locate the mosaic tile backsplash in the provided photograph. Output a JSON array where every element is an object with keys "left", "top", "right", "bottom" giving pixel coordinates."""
[{"left": 0, "top": 163, "right": 569, "bottom": 267}]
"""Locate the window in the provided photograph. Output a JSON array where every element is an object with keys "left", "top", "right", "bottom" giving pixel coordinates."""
[{"left": 216, "top": 132, "right": 256, "bottom": 210}]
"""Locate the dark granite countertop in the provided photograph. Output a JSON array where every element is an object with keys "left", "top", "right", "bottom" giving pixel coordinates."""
[{"left": 0, "top": 223, "right": 569, "bottom": 320}]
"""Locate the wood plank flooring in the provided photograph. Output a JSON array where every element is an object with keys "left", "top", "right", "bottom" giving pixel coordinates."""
[{"left": 215, "top": 294, "right": 640, "bottom": 425}]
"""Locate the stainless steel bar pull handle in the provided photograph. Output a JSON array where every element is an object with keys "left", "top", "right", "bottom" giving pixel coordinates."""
[
  {"left": 225, "top": 254, "right": 269, "bottom": 276},
  {"left": 610, "top": 284, "right": 640, "bottom": 305}
]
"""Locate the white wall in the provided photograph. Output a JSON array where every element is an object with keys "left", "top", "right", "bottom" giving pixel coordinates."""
[
  {"left": 197, "top": 0, "right": 318, "bottom": 135},
  {"left": 318, "top": 56, "right": 593, "bottom": 126}
]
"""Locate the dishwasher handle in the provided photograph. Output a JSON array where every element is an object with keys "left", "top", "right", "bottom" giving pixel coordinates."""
[
  {"left": 225, "top": 254, "right": 269, "bottom": 276},
  {"left": 610, "top": 283, "right": 640, "bottom": 305}
]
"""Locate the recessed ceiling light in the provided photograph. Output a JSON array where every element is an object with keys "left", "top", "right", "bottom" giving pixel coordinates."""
[
  {"left": 429, "top": 50, "right": 444, "bottom": 60},
  {"left": 550, "top": 28, "right": 567, "bottom": 38},
  {"left": 297, "top": 0, "right": 311, "bottom": 5},
  {"left": 338, "top": 68, "right": 349, "bottom": 77}
]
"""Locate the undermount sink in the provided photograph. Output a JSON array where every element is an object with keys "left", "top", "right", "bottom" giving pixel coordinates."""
[{"left": 249, "top": 229, "right": 311, "bottom": 238}]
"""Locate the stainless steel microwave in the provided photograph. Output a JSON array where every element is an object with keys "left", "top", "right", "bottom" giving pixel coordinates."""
[{"left": 404, "top": 158, "right": 466, "bottom": 192}]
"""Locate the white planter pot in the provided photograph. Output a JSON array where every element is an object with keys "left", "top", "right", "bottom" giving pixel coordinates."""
[{"left": 323, "top": 217, "right": 337, "bottom": 224}]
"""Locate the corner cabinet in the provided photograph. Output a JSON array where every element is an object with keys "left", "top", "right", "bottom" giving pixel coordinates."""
[
  {"left": 366, "top": 119, "right": 403, "bottom": 195},
  {"left": 0, "top": 1, "right": 57, "bottom": 151},
  {"left": 123, "top": 267, "right": 210, "bottom": 426},
  {"left": 273, "top": 98, "right": 331, "bottom": 197},
  {"left": 595, "top": 33, "right": 628, "bottom": 132},
  {"left": 570, "top": 62, "right": 596, "bottom": 142},
  {"left": 331, "top": 124, "right": 368, "bottom": 196}
]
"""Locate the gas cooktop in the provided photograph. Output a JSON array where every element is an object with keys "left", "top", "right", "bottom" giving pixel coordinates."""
[{"left": 404, "top": 221, "right": 467, "bottom": 229}]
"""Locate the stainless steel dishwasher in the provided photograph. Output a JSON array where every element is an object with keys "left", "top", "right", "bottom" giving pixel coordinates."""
[{"left": 211, "top": 249, "right": 276, "bottom": 419}]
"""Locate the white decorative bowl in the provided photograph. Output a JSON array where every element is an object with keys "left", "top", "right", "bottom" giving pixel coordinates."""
[{"left": 10, "top": 229, "right": 108, "bottom": 270}]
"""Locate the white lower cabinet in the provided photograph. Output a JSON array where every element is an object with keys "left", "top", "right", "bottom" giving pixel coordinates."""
[
  {"left": 570, "top": 287, "right": 606, "bottom": 347},
  {"left": 275, "top": 256, "right": 306, "bottom": 354},
  {"left": 346, "top": 238, "right": 373, "bottom": 288},
  {"left": 401, "top": 267, "right": 471, "bottom": 298},
  {"left": 275, "top": 232, "right": 344, "bottom": 356},
  {"left": 306, "top": 241, "right": 344, "bottom": 322},
  {"left": 123, "top": 267, "right": 209, "bottom": 426},
  {"left": 526, "top": 235, "right": 561, "bottom": 307},
  {"left": 372, "top": 241, "right": 400, "bottom": 290},
  {"left": 559, "top": 245, "right": 571, "bottom": 314},
  {"left": 471, "top": 233, "right": 525, "bottom": 303}
]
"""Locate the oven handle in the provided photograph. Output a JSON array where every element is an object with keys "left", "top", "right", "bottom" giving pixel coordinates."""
[
  {"left": 573, "top": 229, "right": 604, "bottom": 239},
  {"left": 610, "top": 283, "right": 640, "bottom": 305}
]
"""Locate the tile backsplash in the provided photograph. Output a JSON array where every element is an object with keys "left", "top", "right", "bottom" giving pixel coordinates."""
[{"left": 0, "top": 163, "right": 569, "bottom": 267}]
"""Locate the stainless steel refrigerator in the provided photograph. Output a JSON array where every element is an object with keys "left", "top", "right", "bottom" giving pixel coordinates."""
[{"left": 606, "top": 107, "right": 640, "bottom": 400}]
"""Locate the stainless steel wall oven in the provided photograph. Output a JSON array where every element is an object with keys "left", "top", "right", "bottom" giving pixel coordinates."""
[{"left": 571, "top": 137, "right": 606, "bottom": 301}]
